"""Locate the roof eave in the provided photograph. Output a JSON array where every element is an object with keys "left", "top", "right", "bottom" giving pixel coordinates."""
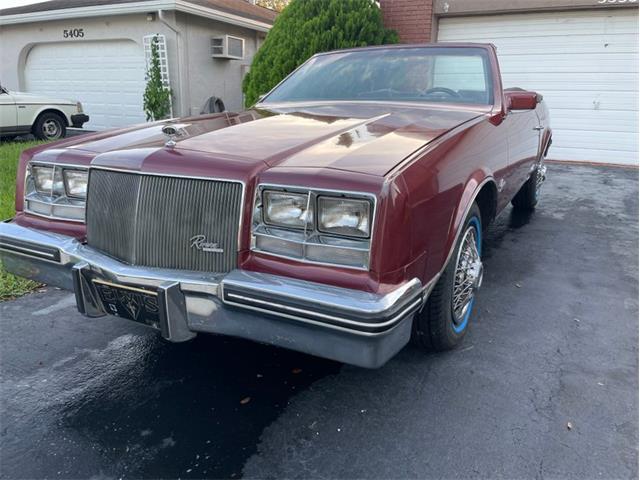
[{"left": 0, "top": 0, "right": 273, "bottom": 31}]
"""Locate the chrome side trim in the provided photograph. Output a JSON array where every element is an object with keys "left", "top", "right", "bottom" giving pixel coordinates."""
[
  {"left": 0, "top": 242, "right": 56, "bottom": 259},
  {"left": 223, "top": 292, "right": 422, "bottom": 330},
  {"left": 222, "top": 270, "right": 420, "bottom": 315},
  {"left": 220, "top": 297, "right": 418, "bottom": 338}
]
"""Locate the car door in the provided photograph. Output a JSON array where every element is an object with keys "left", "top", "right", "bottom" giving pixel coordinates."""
[
  {"left": 14, "top": 94, "right": 40, "bottom": 129},
  {"left": 0, "top": 88, "right": 17, "bottom": 131},
  {"left": 502, "top": 94, "right": 541, "bottom": 201}
]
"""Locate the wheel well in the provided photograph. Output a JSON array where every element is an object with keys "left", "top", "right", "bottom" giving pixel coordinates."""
[
  {"left": 32, "top": 109, "right": 68, "bottom": 132},
  {"left": 475, "top": 181, "right": 498, "bottom": 229}
]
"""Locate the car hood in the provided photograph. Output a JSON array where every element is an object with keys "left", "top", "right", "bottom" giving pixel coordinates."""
[
  {"left": 8, "top": 90, "right": 76, "bottom": 105},
  {"left": 177, "top": 103, "right": 485, "bottom": 176},
  {"left": 57, "top": 103, "right": 486, "bottom": 177}
]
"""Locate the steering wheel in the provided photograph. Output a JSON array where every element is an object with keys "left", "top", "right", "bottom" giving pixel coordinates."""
[{"left": 422, "top": 87, "right": 461, "bottom": 98}]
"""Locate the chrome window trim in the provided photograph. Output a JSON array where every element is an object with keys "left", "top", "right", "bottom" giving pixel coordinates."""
[
  {"left": 251, "top": 183, "right": 377, "bottom": 271},
  {"left": 87, "top": 166, "right": 247, "bottom": 251}
]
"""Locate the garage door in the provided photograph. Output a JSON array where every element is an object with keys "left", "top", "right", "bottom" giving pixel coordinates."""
[
  {"left": 439, "top": 9, "right": 639, "bottom": 165},
  {"left": 25, "top": 40, "right": 146, "bottom": 130}
]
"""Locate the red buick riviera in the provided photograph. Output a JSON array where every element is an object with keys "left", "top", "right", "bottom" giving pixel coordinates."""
[{"left": 1, "top": 44, "right": 551, "bottom": 368}]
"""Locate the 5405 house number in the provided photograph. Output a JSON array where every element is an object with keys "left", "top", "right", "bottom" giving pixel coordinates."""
[{"left": 63, "top": 28, "right": 85, "bottom": 38}]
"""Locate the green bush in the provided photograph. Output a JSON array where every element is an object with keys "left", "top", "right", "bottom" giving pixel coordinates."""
[
  {"left": 143, "top": 35, "right": 172, "bottom": 121},
  {"left": 243, "top": 0, "right": 398, "bottom": 107}
]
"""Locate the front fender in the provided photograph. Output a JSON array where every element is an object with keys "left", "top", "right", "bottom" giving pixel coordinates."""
[
  {"left": 444, "top": 173, "right": 495, "bottom": 268},
  {"left": 31, "top": 105, "right": 75, "bottom": 126}
]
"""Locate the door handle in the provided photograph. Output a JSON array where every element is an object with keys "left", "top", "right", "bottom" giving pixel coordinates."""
[
  {"left": 533, "top": 126, "right": 544, "bottom": 131},
  {"left": 17, "top": 105, "right": 26, "bottom": 109}
]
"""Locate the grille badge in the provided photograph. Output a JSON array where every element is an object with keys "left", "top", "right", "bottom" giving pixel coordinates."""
[{"left": 190, "top": 235, "right": 224, "bottom": 253}]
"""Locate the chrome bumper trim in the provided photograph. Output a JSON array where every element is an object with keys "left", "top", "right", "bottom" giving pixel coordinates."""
[{"left": 0, "top": 222, "right": 427, "bottom": 367}]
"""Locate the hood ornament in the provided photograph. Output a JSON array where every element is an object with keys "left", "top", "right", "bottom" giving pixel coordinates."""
[{"left": 162, "top": 123, "right": 190, "bottom": 148}]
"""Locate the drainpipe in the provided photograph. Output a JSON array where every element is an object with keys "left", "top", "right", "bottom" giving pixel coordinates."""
[{"left": 157, "top": 9, "right": 188, "bottom": 117}]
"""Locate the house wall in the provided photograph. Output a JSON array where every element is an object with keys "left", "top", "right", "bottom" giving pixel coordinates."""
[
  {"left": 0, "top": 10, "right": 263, "bottom": 122},
  {"left": 175, "top": 11, "right": 260, "bottom": 114},
  {"left": 380, "top": 0, "right": 638, "bottom": 42},
  {"left": 0, "top": 13, "right": 182, "bottom": 112},
  {"left": 380, "top": 0, "right": 434, "bottom": 43}
]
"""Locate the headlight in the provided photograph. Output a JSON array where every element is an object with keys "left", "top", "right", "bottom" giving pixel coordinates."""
[
  {"left": 252, "top": 185, "right": 375, "bottom": 270},
  {"left": 25, "top": 163, "right": 87, "bottom": 222},
  {"left": 318, "top": 197, "right": 371, "bottom": 238},
  {"left": 31, "top": 165, "right": 55, "bottom": 193},
  {"left": 76, "top": 102, "right": 83, "bottom": 113},
  {"left": 63, "top": 169, "right": 88, "bottom": 198},
  {"left": 263, "top": 191, "right": 311, "bottom": 228}
]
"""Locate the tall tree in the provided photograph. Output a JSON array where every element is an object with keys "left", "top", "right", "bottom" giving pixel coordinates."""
[
  {"left": 256, "top": 0, "right": 289, "bottom": 12},
  {"left": 143, "top": 35, "right": 172, "bottom": 121},
  {"left": 242, "top": 0, "right": 398, "bottom": 107}
]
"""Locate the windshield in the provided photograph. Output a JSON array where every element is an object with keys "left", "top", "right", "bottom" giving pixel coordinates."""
[{"left": 263, "top": 47, "right": 493, "bottom": 106}]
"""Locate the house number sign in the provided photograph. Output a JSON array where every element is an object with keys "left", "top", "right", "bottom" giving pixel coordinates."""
[{"left": 63, "top": 29, "right": 85, "bottom": 38}]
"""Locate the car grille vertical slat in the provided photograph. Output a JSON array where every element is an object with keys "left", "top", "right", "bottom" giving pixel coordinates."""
[{"left": 86, "top": 169, "right": 242, "bottom": 273}]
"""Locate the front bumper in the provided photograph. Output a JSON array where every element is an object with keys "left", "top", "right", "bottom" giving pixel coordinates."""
[
  {"left": 70, "top": 113, "right": 89, "bottom": 128},
  {"left": 0, "top": 222, "right": 426, "bottom": 368}
]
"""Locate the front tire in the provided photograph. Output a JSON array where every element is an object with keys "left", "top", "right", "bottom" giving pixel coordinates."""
[
  {"left": 412, "top": 203, "right": 483, "bottom": 351},
  {"left": 33, "top": 112, "right": 66, "bottom": 140}
]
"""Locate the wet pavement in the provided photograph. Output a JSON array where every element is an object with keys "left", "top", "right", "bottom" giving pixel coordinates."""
[{"left": 1, "top": 163, "right": 638, "bottom": 479}]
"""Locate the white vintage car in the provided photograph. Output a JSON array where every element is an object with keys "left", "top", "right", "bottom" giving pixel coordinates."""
[{"left": 0, "top": 85, "right": 89, "bottom": 140}]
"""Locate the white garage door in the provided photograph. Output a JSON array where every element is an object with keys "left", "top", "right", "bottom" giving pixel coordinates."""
[
  {"left": 25, "top": 40, "right": 146, "bottom": 130},
  {"left": 439, "top": 9, "right": 639, "bottom": 165}
]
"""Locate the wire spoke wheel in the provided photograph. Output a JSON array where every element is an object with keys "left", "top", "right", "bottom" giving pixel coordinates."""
[
  {"left": 452, "top": 224, "right": 483, "bottom": 326},
  {"left": 535, "top": 162, "right": 547, "bottom": 198}
]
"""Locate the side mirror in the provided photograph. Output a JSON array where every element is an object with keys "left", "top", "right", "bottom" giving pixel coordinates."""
[{"left": 505, "top": 91, "right": 540, "bottom": 111}]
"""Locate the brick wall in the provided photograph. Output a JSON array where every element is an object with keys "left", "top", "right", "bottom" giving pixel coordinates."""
[{"left": 380, "top": 0, "right": 434, "bottom": 44}]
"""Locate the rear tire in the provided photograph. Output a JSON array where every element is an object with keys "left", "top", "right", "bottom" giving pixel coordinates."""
[
  {"left": 33, "top": 112, "right": 66, "bottom": 140},
  {"left": 412, "top": 203, "right": 483, "bottom": 351},
  {"left": 512, "top": 163, "right": 546, "bottom": 211}
]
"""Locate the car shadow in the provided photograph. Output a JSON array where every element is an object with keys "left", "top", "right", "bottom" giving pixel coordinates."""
[{"left": 32, "top": 330, "right": 341, "bottom": 479}]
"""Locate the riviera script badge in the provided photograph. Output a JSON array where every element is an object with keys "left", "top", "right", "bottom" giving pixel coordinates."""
[{"left": 190, "top": 235, "right": 224, "bottom": 253}]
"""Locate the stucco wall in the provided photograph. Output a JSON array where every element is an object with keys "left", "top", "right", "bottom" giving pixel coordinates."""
[
  {"left": 175, "top": 11, "right": 260, "bottom": 114},
  {"left": 0, "top": 10, "right": 262, "bottom": 120}
]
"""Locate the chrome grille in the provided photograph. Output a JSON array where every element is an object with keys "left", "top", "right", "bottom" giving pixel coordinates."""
[{"left": 86, "top": 169, "right": 243, "bottom": 272}]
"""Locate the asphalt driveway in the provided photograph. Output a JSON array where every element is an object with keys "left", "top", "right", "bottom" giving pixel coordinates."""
[{"left": 1, "top": 163, "right": 637, "bottom": 479}]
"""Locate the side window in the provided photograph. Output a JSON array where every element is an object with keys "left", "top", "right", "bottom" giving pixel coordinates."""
[{"left": 433, "top": 55, "right": 487, "bottom": 101}]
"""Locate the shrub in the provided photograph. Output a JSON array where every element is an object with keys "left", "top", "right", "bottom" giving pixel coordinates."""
[
  {"left": 143, "top": 35, "right": 172, "bottom": 121},
  {"left": 243, "top": 0, "right": 398, "bottom": 107}
]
